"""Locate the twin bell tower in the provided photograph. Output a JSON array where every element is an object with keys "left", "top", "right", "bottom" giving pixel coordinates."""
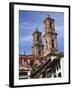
[{"left": 32, "top": 15, "right": 58, "bottom": 57}]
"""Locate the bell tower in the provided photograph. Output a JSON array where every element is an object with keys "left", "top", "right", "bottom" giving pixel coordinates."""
[
  {"left": 32, "top": 27, "right": 44, "bottom": 57},
  {"left": 43, "top": 15, "right": 58, "bottom": 56}
]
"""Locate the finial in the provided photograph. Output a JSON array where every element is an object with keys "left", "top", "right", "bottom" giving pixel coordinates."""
[
  {"left": 36, "top": 27, "right": 39, "bottom": 32},
  {"left": 48, "top": 14, "right": 50, "bottom": 17},
  {"left": 24, "top": 50, "right": 26, "bottom": 55},
  {"left": 48, "top": 14, "right": 51, "bottom": 19}
]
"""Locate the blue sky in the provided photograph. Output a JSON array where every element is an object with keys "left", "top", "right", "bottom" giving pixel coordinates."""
[{"left": 19, "top": 10, "right": 64, "bottom": 55}]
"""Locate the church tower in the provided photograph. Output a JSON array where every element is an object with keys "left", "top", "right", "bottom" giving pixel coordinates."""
[
  {"left": 43, "top": 15, "right": 58, "bottom": 56},
  {"left": 32, "top": 27, "right": 44, "bottom": 57}
]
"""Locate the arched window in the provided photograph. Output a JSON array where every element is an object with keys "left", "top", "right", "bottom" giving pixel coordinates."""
[
  {"left": 39, "top": 50, "right": 41, "bottom": 56},
  {"left": 37, "top": 35, "right": 39, "bottom": 40},
  {"left": 52, "top": 39, "right": 54, "bottom": 48}
]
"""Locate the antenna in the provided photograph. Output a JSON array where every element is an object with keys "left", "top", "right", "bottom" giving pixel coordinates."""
[{"left": 24, "top": 50, "right": 26, "bottom": 55}]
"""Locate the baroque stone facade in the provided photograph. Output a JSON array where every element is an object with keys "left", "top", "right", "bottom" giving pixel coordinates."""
[{"left": 32, "top": 15, "right": 58, "bottom": 57}]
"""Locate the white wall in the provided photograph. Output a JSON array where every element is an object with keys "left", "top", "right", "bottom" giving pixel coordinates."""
[
  {"left": 61, "top": 57, "right": 64, "bottom": 77},
  {"left": 0, "top": 0, "right": 72, "bottom": 89}
]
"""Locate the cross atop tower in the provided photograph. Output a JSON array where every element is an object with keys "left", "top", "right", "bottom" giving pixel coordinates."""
[
  {"left": 43, "top": 15, "right": 55, "bottom": 33},
  {"left": 47, "top": 14, "right": 51, "bottom": 19},
  {"left": 35, "top": 27, "right": 39, "bottom": 32}
]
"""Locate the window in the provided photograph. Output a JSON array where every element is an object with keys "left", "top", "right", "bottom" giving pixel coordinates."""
[
  {"left": 58, "top": 72, "right": 61, "bottom": 77},
  {"left": 50, "top": 22, "right": 52, "bottom": 28},
  {"left": 46, "top": 41, "right": 48, "bottom": 50},
  {"left": 59, "top": 60, "right": 61, "bottom": 69},
  {"left": 52, "top": 39, "right": 54, "bottom": 48},
  {"left": 37, "top": 35, "right": 39, "bottom": 40},
  {"left": 39, "top": 51, "right": 41, "bottom": 56},
  {"left": 56, "top": 59, "right": 61, "bottom": 71},
  {"left": 46, "top": 40, "right": 47, "bottom": 44}
]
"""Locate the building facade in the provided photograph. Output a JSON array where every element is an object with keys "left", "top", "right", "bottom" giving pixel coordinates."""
[{"left": 19, "top": 15, "right": 64, "bottom": 79}]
